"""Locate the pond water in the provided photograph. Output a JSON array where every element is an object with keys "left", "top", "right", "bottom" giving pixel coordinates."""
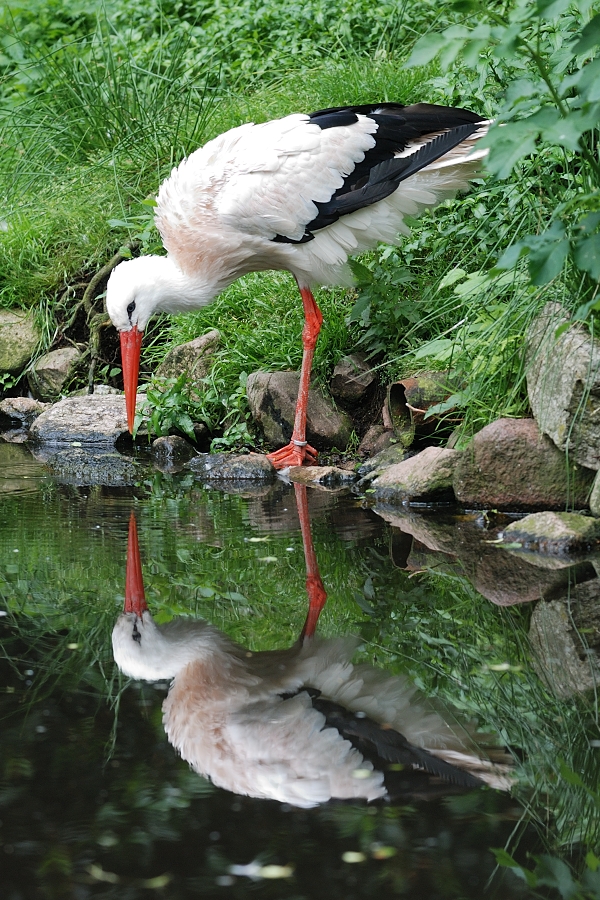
[{"left": 1, "top": 441, "right": 599, "bottom": 899}]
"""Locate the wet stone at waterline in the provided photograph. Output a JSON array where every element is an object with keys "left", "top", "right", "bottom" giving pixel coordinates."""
[{"left": 0, "top": 439, "right": 593, "bottom": 899}]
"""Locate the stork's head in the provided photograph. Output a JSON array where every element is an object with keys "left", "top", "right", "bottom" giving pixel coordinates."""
[{"left": 107, "top": 255, "right": 186, "bottom": 432}]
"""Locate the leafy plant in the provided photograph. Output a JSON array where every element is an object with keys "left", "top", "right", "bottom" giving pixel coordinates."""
[
  {"left": 134, "top": 373, "right": 205, "bottom": 441},
  {"left": 407, "top": 0, "right": 600, "bottom": 310}
]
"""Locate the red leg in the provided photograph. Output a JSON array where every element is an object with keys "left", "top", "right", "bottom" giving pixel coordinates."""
[
  {"left": 266, "top": 284, "right": 322, "bottom": 469},
  {"left": 293, "top": 483, "right": 327, "bottom": 640}
]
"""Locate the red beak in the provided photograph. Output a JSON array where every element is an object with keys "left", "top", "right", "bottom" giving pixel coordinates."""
[
  {"left": 120, "top": 326, "right": 143, "bottom": 433},
  {"left": 125, "top": 512, "right": 148, "bottom": 616}
]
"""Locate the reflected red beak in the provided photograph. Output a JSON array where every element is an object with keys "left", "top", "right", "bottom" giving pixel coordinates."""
[
  {"left": 120, "top": 326, "right": 143, "bottom": 433},
  {"left": 125, "top": 512, "right": 148, "bottom": 616}
]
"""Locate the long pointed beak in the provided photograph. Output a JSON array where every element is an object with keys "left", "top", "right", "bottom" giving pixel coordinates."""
[
  {"left": 125, "top": 512, "right": 148, "bottom": 616},
  {"left": 120, "top": 326, "right": 143, "bottom": 433}
]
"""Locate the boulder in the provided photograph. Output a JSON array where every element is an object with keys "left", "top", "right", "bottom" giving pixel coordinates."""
[
  {"left": 502, "top": 511, "right": 600, "bottom": 556},
  {"left": 0, "top": 397, "right": 47, "bottom": 424},
  {"left": 188, "top": 452, "right": 276, "bottom": 482},
  {"left": 287, "top": 465, "right": 358, "bottom": 488},
  {"left": 0, "top": 310, "right": 40, "bottom": 372},
  {"left": 358, "top": 444, "right": 410, "bottom": 480},
  {"left": 526, "top": 302, "right": 600, "bottom": 469},
  {"left": 590, "top": 471, "right": 600, "bottom": 517},
  {"left": 453, "top": 417, "right": 595, "bottom": 510},
  {"left": 41, "top": 448, "right": 137, "bottom": 486},
  {"left": 357, "top": 424, "right": 394, "bottom": 458},
  {"left": 156, "top": 330, "right": 220, "bottom": 383},
  {"left": 28, "top": 395, "right": 132, "bottom": 445},
  {"left": 372, "top": 447, "right": 459, "bottom": 503},
  {"left": 28, "top": 346, "right": 82, "bottom": 400},
  {"left": 151, "top": 435, "right": 195, "bottom": 463},
  {"left": 329, "top": 353, "right": 375, "bottom": 403},
  {"left": 246, "top": 371, "right": 352, "bottom": 451}
]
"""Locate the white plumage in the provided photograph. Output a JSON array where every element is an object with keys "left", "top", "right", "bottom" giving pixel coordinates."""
[
  {"left": 112, "top": 614, "right": 510, "bottom": 807},
  {"left": 106, "top": 102, "right": 490, "bottom": 464}
]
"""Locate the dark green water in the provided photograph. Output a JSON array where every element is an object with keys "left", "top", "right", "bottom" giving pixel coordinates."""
[{"left": 0, "top": 442, "right": 597, "bottom": 899}]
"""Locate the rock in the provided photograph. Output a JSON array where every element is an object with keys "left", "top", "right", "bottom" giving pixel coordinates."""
[
  {"left": 526, "top": 302, "right": 600, "bottom": 469},
  {"left": 357, "top": 444, "right": 409, "bottom": 479},
  {"left": 188, "top": 452, "right": 277, "bottom": 482},
  {"left": 372, "top": 447, "right": 459, "bottom": 503},
  {"left": 590, "top": 471, "right": 600, "bottom": 517},
  {"left": 156, "top": 330, "right": 220, "bottom": 382},
  {"left": 287, "top": 465, "right": 358, "bottom": 488},
  {"left": 0, "top": 397, "right": 48, "bottom": 424},
  {"left": 28, "top": 346, "right": 82, "bottom": 400},
  {"left": 28, "top": 395, "right": 133, "bottom": 446},
  {"left": 151, "top": 435, "right": 195, "bottom": 463},
  {"left": 329, "top": 353, "right": 375, "bottom": 403},
  {"left": 358, "top": 424, "right": 394, "bottom": 457},
  {"left": 41, "top": 448, "right": 137, "bottom": 486},
  {"left": 0, "top": 310, "right": 40, "bottom": 372},
  {"left": 453, "top": 417, "right": 595, "bottom": 510},
  {"left": 246, "top": 371, "right": 352, "bottom": 450},
  {"left": 530, "top": 595, "right": 600, "bottom": 697},
  {"left": 502, "top": 511, "right": 600, "bottom": 556}
]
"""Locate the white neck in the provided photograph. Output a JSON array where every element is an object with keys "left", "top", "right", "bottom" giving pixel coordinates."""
[{"left": 112, "top": 613, "right": 236, "bottom": 681}]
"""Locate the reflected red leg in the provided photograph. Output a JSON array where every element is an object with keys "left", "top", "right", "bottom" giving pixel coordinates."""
[
  {"left": 294, "top": 483, "right": 327, "bottom": 640},
  {"left": 266, "top": 284, "right": 322, "bottom": 470}
]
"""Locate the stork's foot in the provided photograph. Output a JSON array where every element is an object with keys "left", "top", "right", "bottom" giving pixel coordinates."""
[{"left": 266, "top": 441, "right": 318, "bottom": 470}]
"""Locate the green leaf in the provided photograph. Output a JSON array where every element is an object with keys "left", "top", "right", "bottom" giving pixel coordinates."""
[
  {"left": 575, "top": 234, "right": 600, "bottom": 280},
  {"left": 534, "top": 856, "right": 577, "bottom": 899},
  {"left": 573, "top": 13, "right": 600, "bottom": 55},
  {"left": 438, "top": 267, "right": 467, "bottom": 290},
  {"left": 529, "top": 237, "right": 569, "bottom": 285},
  {"left": 348, "top": 259, "right": 374, "bottom": 283},
  {"left": 492, "top": 849, "right": 537, "bottom": 887},
  {"left": 406, "top": 33, "right": 446, "bottom": 67},
  {"left": 536, "top": 0, "right": 573, "bottom": 18}
]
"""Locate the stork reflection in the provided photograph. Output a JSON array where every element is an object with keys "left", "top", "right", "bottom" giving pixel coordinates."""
[{"left": 112, "top": 487, "right": 510, "bottom": 807}]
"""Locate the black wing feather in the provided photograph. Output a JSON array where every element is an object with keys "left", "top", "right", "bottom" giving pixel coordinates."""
[
  {"left": 272, "top": 103, "right": 485, "bottom": 243},
  {"left": 283, "top": 689, "right": 484, "bottom": 790}
]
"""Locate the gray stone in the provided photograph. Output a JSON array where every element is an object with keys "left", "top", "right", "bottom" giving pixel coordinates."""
[
  {"left": 358, "top": 424, "right": 394, "bottom": 458},
  {"left": 29, "top": 395, "right": 133, "bottom": 445},
  {"left": 188, "top": 452, "right": 276, "bottom": 482},
  {"left": 246, "top": 371, "right": 352, "bottom": 451},
  {"left": 41, "top": 448, "right": 137, "bottom": 486},
  {"left": 151, "top": 435, "right": 195, "bottom": 462},
  {"left": 453, "top": 417, "right": 595, "bottom": 510},
  {"left": 357, "top": 443, "right": 409, "bottom": 479},
  {"left": 287, "top": 465, "right": 358, "bottom": 488},
  {"left": 28, "top": 346, "right": 82, "bottom": 400},
  {"left": 373, "top": 447, "right": 459, "bottom": 503},
  {"left": 526, "top": 302, "right": 600, "bottom": 469},
  {"left": 0, "top": 397, "right": 47, "bottom": 424},
  {"left": 590, "top": 470, "right": 600, "bottom": 517},
  {"left": 156, "top": 330, "right": 220, "bottom": 383},
  {"left": 530, "top": 597, "right": 600, "bottom": 697},
  {"left": 0, "top": 310, "right": 40, "bottom": 372},
  {"left": 503, "top": 511, "right": 600, "bottom": 556},
  {"left": 330, "top": 353, "right": 375, "bottom": 403}
]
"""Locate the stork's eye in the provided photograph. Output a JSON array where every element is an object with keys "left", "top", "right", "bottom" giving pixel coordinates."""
[{"left": 127, "top": 300, "right": 136, "bottom": 317}]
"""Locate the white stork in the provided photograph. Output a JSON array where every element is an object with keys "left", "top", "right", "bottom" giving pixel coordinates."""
[
  {"left": 106, "top": 103, "right": 489, "bottom": 467},
  {"left": 112, "top": 510, "right": 511, "bottom": 807}
]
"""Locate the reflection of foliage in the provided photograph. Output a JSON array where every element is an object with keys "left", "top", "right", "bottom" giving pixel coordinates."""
[{"left": 1, "top": 470, "right": 599, "bottom": 894}]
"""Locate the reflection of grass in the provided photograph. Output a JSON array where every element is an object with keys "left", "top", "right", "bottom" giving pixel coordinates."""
[{"left": 361, "top": 564, "right": 600, "bottom": 857}]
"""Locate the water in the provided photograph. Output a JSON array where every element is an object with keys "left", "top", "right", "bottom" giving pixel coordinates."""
[{"left": 0, "top": 441, "right": 597, "bottom": 898}]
